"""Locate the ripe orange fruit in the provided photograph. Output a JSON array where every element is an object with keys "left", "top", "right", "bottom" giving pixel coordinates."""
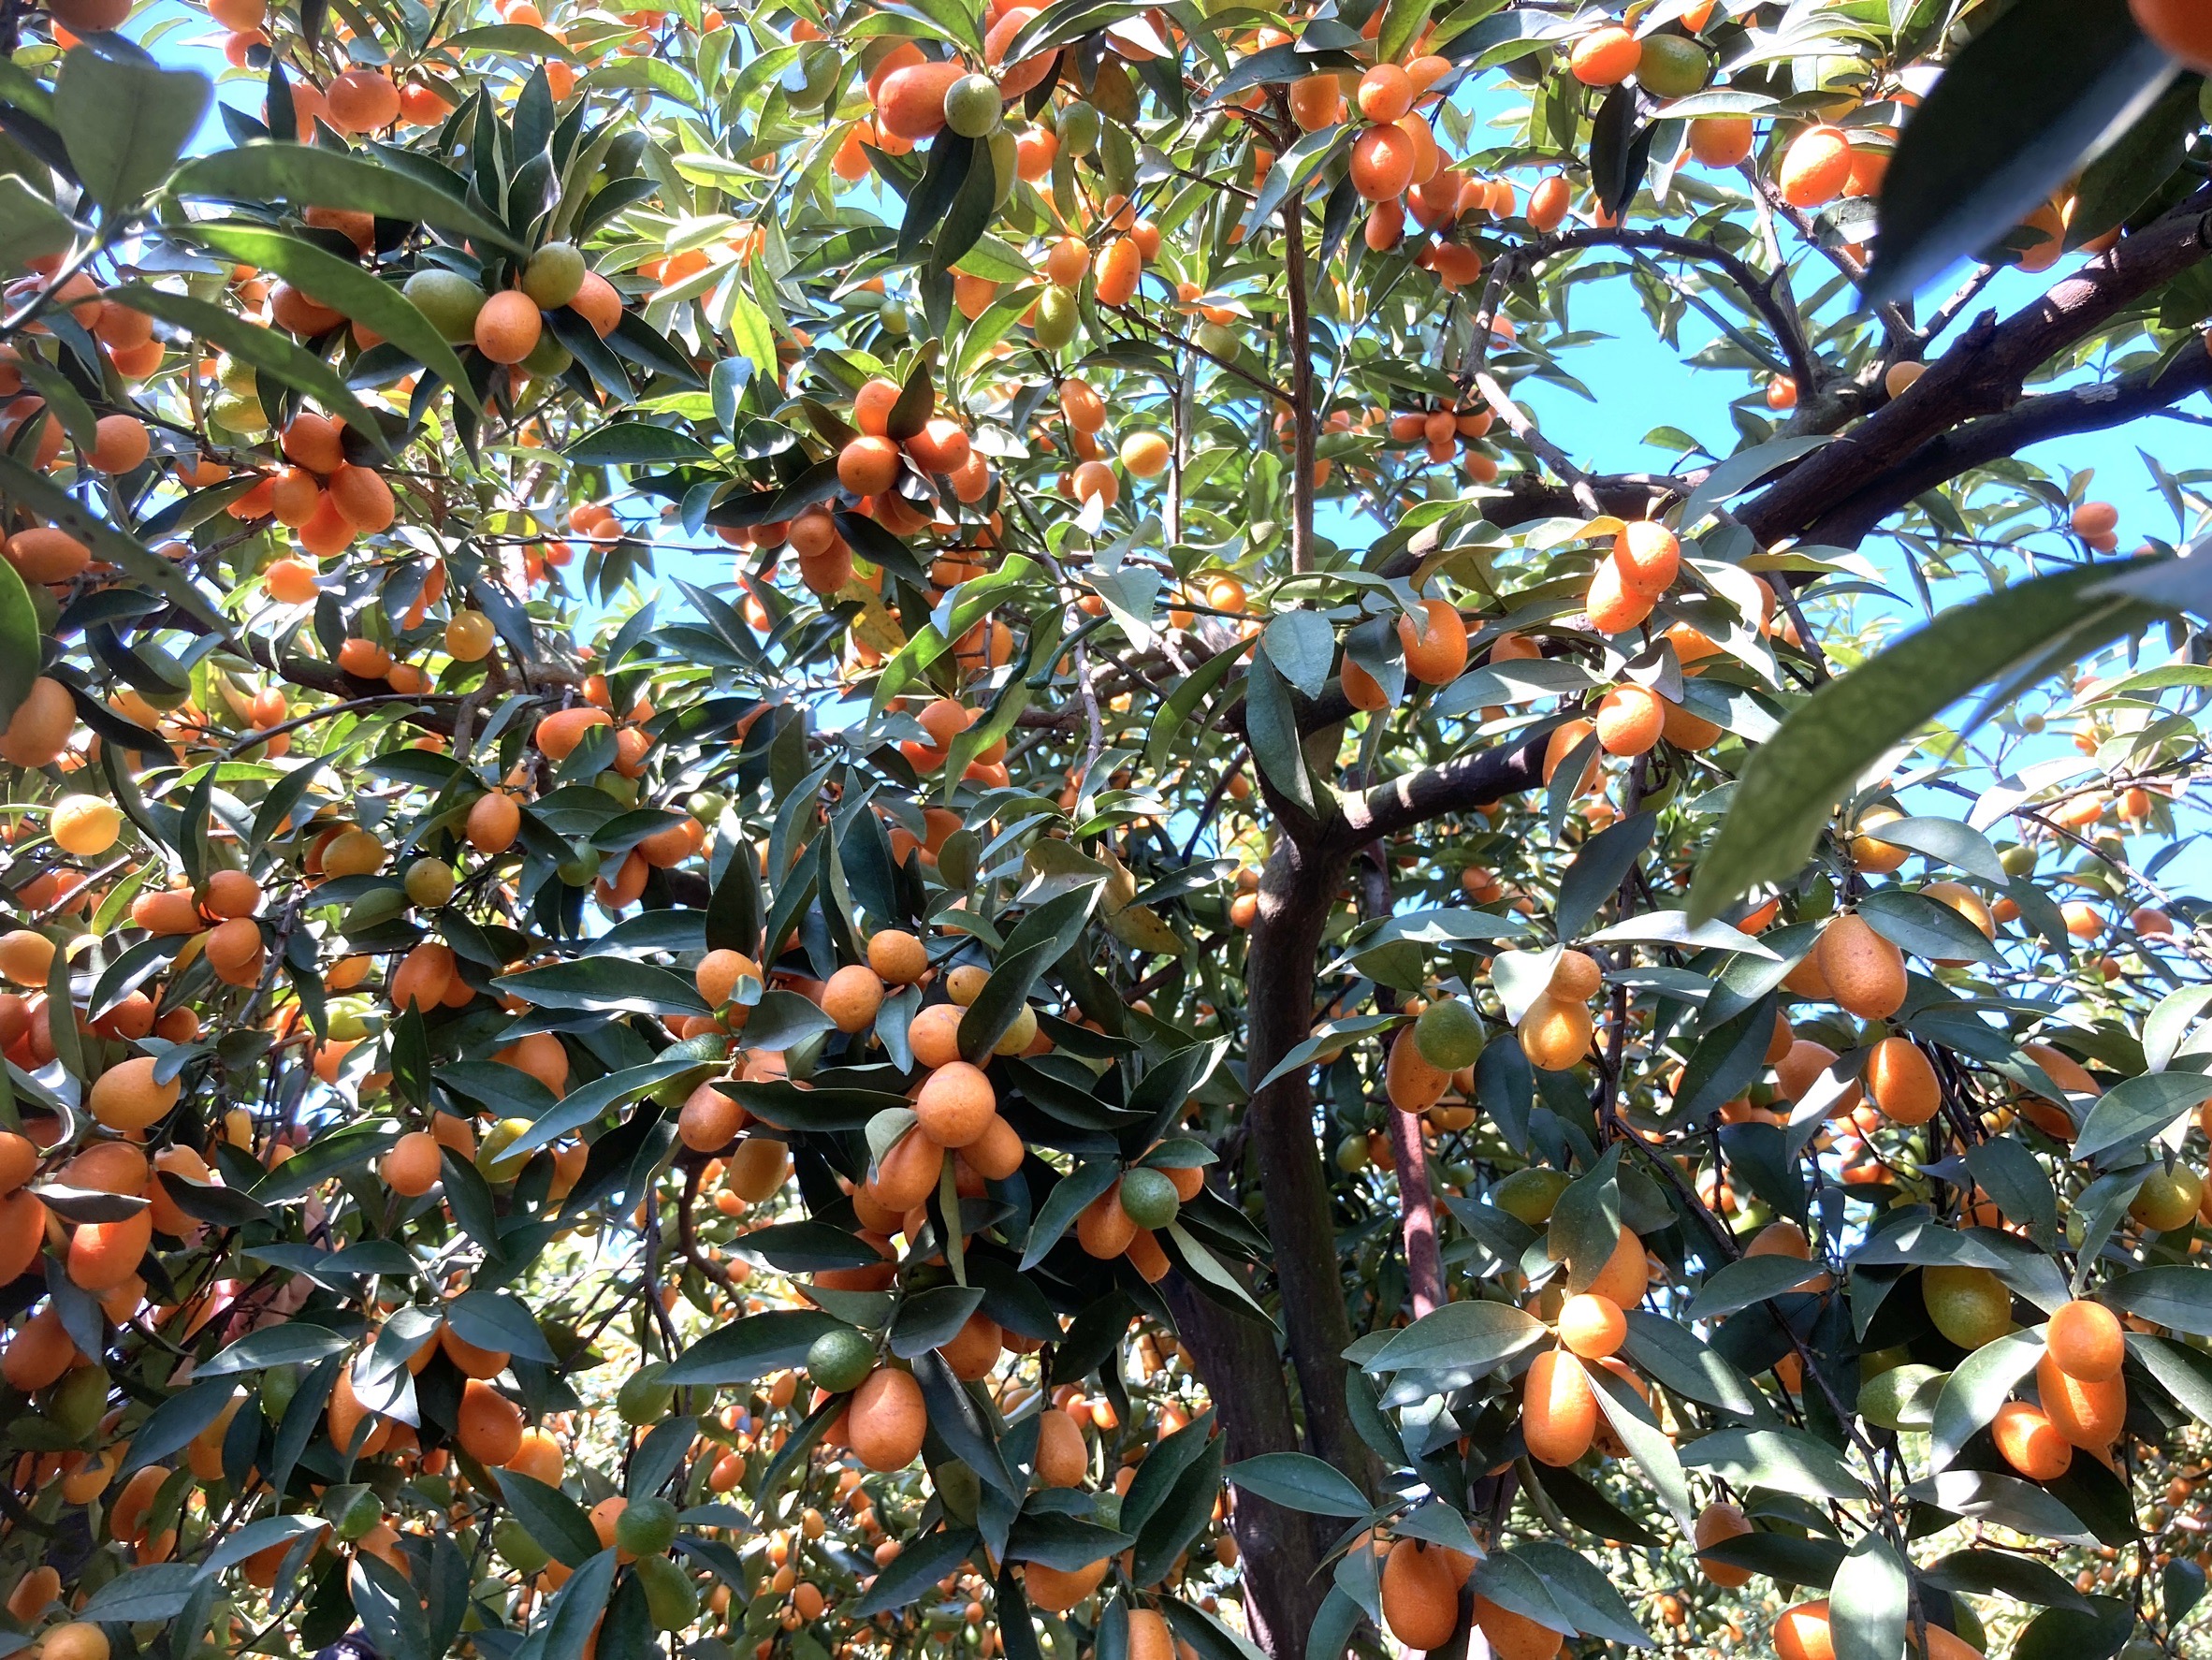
[
  {"left": 1516, "top": 992, "right": 1593, "bottom": 1071},
  {"left": 1023, "top": 1559, "right": 1108, "bottom": 1612},
  {"left": 1094, "top": 237, "right": 1142, "bottom": 306},
  {"left": 2132, "top": 0, "right": 2212, "bottom": 70},
  {"left": 1779, "top": 125, "right": 1852, "bottom": 209},
  {"left": 1386, "top": 1025, "right": 1451, "bottom": 1113},
  {"left": 678, "top": 1082, "right": 743, "bottom": 1153},
  {"left": 866, "top": 929, "right": 927, "bottom": 985},
  {"left": 467, "top": 790, "right": 522, "bottom": 854},
  {"left": 822, "top": 964, "right": 886, "bottom": 1034},
  {"left": 40, "top": 1625, "right": 109, "bottom": 1660},
  {"left": 1568, "top": 24, "right": 1641, "bottom": 84},
  {"left": 915, "top": 1060, "right": 995, "bottom": 1146},
  {"left": 89, "top": 1055, "right": 182, "bottom": 1132},
  {"left": 848, "top": 1366, "right": 927, "bottom": 1470},
  {"left": 1594, "top": 685, "right": 1665, "bottom": 756},
  {"left": 1556, "top": 1292, "right": 1625, "bottom": 1359},
  {"left": 1865, "top": 1035, "right": 1939, "bottom": 1126},
  {"left": 457, "top": 1377, "right": 524, "bottom": 1466},
  {"left": 1399, "top": 597, "right": 1467, "bottom": 683},
  {"left": 87, "top": 414, "right": 150, "bottom": 475},
  {"left": 838, "top": 434, "right": 902, "bottom": 496},
  {"left": 1587, "top": 1224, "right": 1651, "bottom": 1307},
  {"left": 1773, "top": 1602, "right": 1832, "bottom": 1660},
  {"left": 1379, "top": 1538, "right": 1461, "bottom": 1649},
  {"left": 474, "top": 291, "right": 544, "bottom": 365},
  {"left": 875, "top": 61, "right": 963, "bottom": 141},
  {"left": 1350, "top": 124, "right": 1418, "bottom": 201},
  {"left": 327, "top": 67, "right": 401, "bottom": 132},
  {"left": 1694, "top": 1501, "right": 1753, "bottom": 1586},
  {"left": 1613, "top": 520, "right": 1681, "bottom": 597},
  {"left": 1521, "top": 1347, "right": 1597, "bottom": 1465},
  {"left": 1034, "top": 1407, "right": 1086, "bottom": 1486},
  {"left": 534, "top": 706, "right": 613, "bottom": 758},
  {"left": 1813, "top": 911, "right": 1906, "bottom": 1020},
  {"left": 7, "top": 526, "right": 91, "bottom": 582},
  {"left": 383, "top": 1130, "right": 443, "bottom": 1197},
  {"left": 2046, "top": 1298, "right": 2125, "bottom": 1383},
  {"left": 2038, "top": 1349, "right": 2126, "bottom": 1449},
  {"left": 1473, "top": 1595, "right": 1560, "bottom": 1660},
  {"left": 1687, "top": 115, "right": 1754, "bottom": 167},
  {"left": 1993, "top": 1401, "right": 2072, "bottom": 1481}
]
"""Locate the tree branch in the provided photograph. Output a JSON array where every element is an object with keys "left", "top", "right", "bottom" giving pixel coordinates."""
[
  {"left": 1740, "top": 204, "right": 2212, "bottom": 548},
  {"left": 1796, "top": 346, "right": 2212, "bottom": 548}
]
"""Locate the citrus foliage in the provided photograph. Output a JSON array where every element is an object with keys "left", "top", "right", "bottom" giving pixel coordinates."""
[{"left": 4, "top": 4, "right": 2212, "bottom": 1660}]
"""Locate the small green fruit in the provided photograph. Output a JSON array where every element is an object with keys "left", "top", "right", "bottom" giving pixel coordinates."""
[
  {"left": 615, "top": 1494, "right": 679, "bottom": 1559},
  {"left": 618, "top": 1366, "right": 673, "bottom": 1425},
  {"left": 495, "top": 1517, "right": 551, "bottom": 1575},
  {"left": 1857, "top": 1362, "right": 1943, "bottom": 1432},
  {"left": 51, "top": 1366, "right": 109, "bottom": 1441},
  {"left": 521, "top": 242, "right": 587, "bottom": 310},
  {"left": 403, "top": 858, "right": 456, "bottom": 909},
  {"left": 1636, "top": 35, "right": 1710, "bottom": 97},
  {"left": 635, "top": 1553, "right": 699, "bottom": 1629},
  {"left": 942, "top": 73, "right": 1004, "bottom": 138},
  {"left": 1058, "top": 99, "right": 1100, "bottom": 156},
  {"left": 1492, "top": 1167, "right": 1571, "bottom": 1226},
  {"left": 1334, "top": 1135, "right": 1369, "bottom": 1172},
  {"left": 478, "top": 1116, "right": 536, "bottom": 1183},
  {"left": 1032, "top": 285, "right": 1078, "bottom": 349},
  {"left": 808, "top": 1327, "right": 876, "bottom": 1394},
  {"left": 326, "top": 1483, "right": 385, "bottom": 1540},
  {"left": 557, "top": 846, "right": 602, "bottom": 887},
  {"left": 879, "top": 300, "right": 911, "bottom": 335},
  {"left": 522, "top": 332, "right": 574, "bottom": 378},
  {"left": 1117, "top": 1166, "right": 1180, "bottom": 1230},
  {"left": 1413, "top": 997, "right": 1486, "bottom": 1070},
  {"left": 403, "top": 269, "right": 487, "bottom": 345}
]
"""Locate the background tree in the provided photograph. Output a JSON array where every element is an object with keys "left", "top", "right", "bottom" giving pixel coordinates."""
[{"left": 4, "top": 2, "right": 2212, "bottom": 1660}]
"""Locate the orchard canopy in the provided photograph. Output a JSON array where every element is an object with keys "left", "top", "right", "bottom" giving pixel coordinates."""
[{"left": 16, "top": 0, "right": 2212, "bottom": 1658}]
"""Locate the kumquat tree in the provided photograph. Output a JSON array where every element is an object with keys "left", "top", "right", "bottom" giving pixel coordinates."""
[{"left": 19, "top": 0, "right": 2212, "bottom": 1658}]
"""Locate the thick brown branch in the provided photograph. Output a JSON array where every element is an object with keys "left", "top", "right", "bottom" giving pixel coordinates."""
[
  {"left": 1741, "top": 206, "right": 2212, "bottom": 547},
  {"left": 1797, "top": 348, "right": 2212, "bottom": 548},
  {"left": 1333, "top": 725, "right": 1556, "bottom": 848}
]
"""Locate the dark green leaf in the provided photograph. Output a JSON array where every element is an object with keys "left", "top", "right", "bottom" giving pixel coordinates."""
[
  {"left": 1864, "top": 0, "right": 2175, "bottom": 299},
  {"left": 169, "top": 143, "right": 526, "bottom": 253},
  {"left": 53, "top": 41, "right": 210, "bottom": 212}
]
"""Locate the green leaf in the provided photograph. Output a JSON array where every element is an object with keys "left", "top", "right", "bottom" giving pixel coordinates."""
[
  {"left": 960, "top": 883, "right": 1099, "bottom": 1060},
  {"left": 540, "top": 1549, "right": 619, "bottom": 1660},
  {"left": 1361, "top": 1299, "right": 1546, "bottom": 1382},
  {"left": 179, "top": 224, "right": 480, "bottom": 413},
  {"left": 1827, "top": 1533, "right": 1908, "bottom": 1660},
  {"left": 1851, "top": 815, "right": 2009, "bottom": 882},
  {"left": 52, "top": 41, "right": 211, "bottom": 212},
  {"left": 0, "top": 558, "right": 40, "bottom": 731},
  {"left": 1929, "top": 1329, "right": 2045, "bottom": 1469},
  {"left": 169, "top": 143, "right": 527, "bottom": 254},
  {"left": 1681, "top": 1426, "right": 1871, "bottom": 1504},
  {"left": 1259, "top": 610, "right": 1333, "bottom": 700},
  {"left": 79, "top": 1564, "right": 201, "bottom": 1623},
  {"left": 0, "top": 452, "right": 227, "bottom": 633},
  {"left": 1902, "top": 1470, "right": 2097, "bottom": 1547},
  {"left": 1855, "top": 888, "right": 2000, "bottom": 964},
  {"left": 1145, "top": 644, "right": 1244, "bottom": 772},
  {"left": 1689, "top": 562, "right": 2134, "bottom": 921},
  {"left": 497, "top": 1470, "right": 605, "bottom": 1569},
  {"left": 1375, "top": 0, "right": 1434, "bottom": 64},
  {"left": 1226, "top": 1452, "right": 1372, "bottom": 1518},
  {"left": 106, "top": 284, "right": 383, "bottom": 447},
  {"left": 201, "top": 1323, "right": 354, "bottom": 1376},
  {"left": 0, "top": 175, "right": 77, "bottom": 269},
  {"left": 855, "top": 1528, "right": 978, "bottom": 1616},
  {"left": 445, "top": 1288, "right": 555, "bottom": 1361},
  {"left": 1555, "top": 810, "right": 1654, "bottom": 940},
  {"left": 662, "top": 1308, "right": 840, "bottom": 1383},
  {"left": 1863, "top": 0, "right": 2175, "bottom": 299},
  {"left": 492, "top": 958, "right": 708, "bottom": 1016},
  {"left": 443, "top": 22, "right": 584, "bottom": 58},
  {"left": 1685, "top": 1253, "right": 1828, "bottom": 1319},
  {"left": 2073, "top": 1073, "right": 2212, "bottom": 1162},
  {"left": 1244, "top": 651, "right": 1315, "bottom": 813},
  {"left": 566, "top": 422, "right": 718, "bottom": 464}
]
